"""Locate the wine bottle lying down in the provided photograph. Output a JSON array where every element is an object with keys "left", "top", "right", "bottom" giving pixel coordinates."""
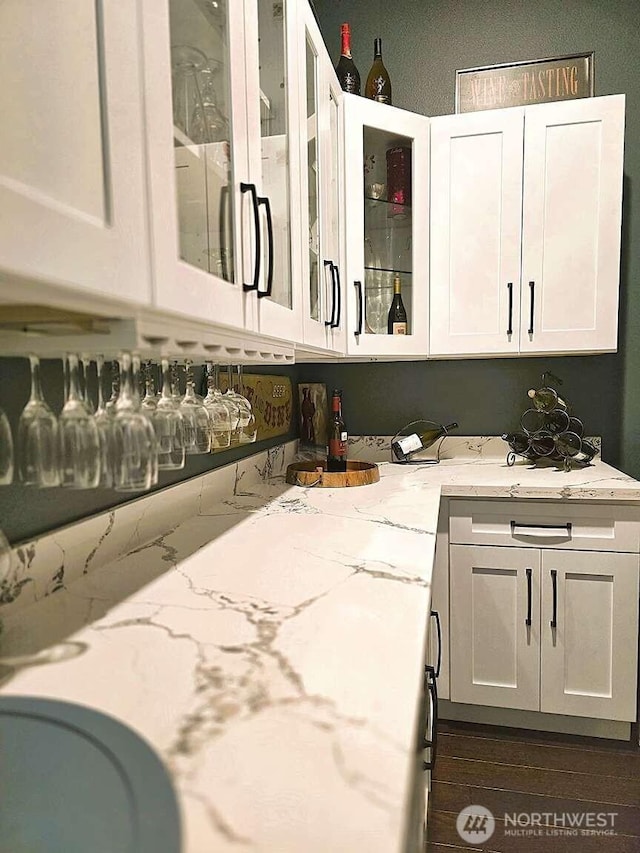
[{"left": 391, "top": 422, "right": 458, "bottom": 462}]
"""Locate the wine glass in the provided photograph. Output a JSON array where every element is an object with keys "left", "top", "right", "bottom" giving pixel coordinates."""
[
  {"left": 171, "top": 44, "right": 208, "bottom": 140},
  {"left": 94, "top": 355, "right": 117, "bottom": 489},
  {"left": 112, "top": 352, "right": 157, "bottom": 493},
  {"left": 58, "top": 354, "right": 101, "bottom": 489},
  {"left": 227, "top": 365, "right": 256, "bottom": 444},
  {"left": 0, "top": 408, "right": 14, "bottom": 485},
  {"left": 80, "top": 355, "right": 96, "bottom": 414},
  {"left": 152, "top": 358, "right": 186, "bottom": 471},
  {"left": 179, "top": 361, "right": 211, "bottom": 454},
  {"left": 140, "top": 361, "right": 158, "bottom": 413},
  {"left": 17, "top": 355, "right": 60, "bottom": 487},
  {"left": 202, "top": 363, "right": 232, "bottom": 449}
]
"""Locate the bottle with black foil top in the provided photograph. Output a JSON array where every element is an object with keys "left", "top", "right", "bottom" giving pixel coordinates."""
[
  {"left": 327, "top": 389, "right": 348, "bottom": 472},
  {"left": 365, "top": 38, "right": 392, "bottom": 104},
  {"left": 335, "top": 23, "right": 360, "bottom": 95}
]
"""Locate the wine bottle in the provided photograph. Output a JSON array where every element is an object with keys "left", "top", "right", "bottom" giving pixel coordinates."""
[
  {"left": 392, "top": 422, "right": 458, "bottom": 462},
  {"left": 335, "top": 23, "right": 360, "bottom": 95},
  {"left": 502, "top": 432, "right": 534, "bottom": 457},
  {"left": 527, "top": 387, "right": 568, "bottom": 413},
  {"left": 327, "top": 389, "right": 348, "bottom": 472},
  {"left": 554, "top": 432, "right": 597, "bottom": 464},
  {"left": 365, "top": 38, "right": 392, "bottom": 104},
  {"left": 388, "top": 274, "right": 408, "bottom": 334}
]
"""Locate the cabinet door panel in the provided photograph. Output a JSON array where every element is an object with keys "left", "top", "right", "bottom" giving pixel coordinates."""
[
  {"left": 450, "top": 545, "right": 540, "bottom": 710},
  {"left": 0, "top": 0, "right": 149, "bottom": 304},
  {"left": 142, "top": 0, "right": 248, "bottom": 327},
  {"left": 246, "top": 0, "right": 301, "bottom": 341},
  {"left": 430, "top": 109, "right": 523, "bottom": 356},
  {"left": 540, "top": 550, "right": 639, "bottom": 721},
  {"left": 520, "top": 95, "right": 625, "bottom": 354}
]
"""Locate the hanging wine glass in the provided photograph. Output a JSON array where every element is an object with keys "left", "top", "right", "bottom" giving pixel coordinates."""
[
  {"left": 152, "top": 358, "right": 186, "bottom": 470},
  {"left": 0, "top": 408, "right": 14, "bottom": 485},
  {"left": 93, "top": 355, "right": 117, "bottom": 489},
  {"left": 179, "top": 360, "right": 211, "bottom": 454},
  {"left": 202, "top": 363, "right": 232, "bottom": 450},
  {"left": 140, "top": 361, "right": 158, "bottom": 414},
  {"left": 17, "top": 355, "right": 60, "bottom": 487},
  {"left": 234, "top": 365, "right": 257, "bottom": 443},
  {"left": 58, "top": 354, "right": 101, "bottom": 489},
  {"left": 113, "top": 352, "right": 157, "bottom": 493},
  {"left": 105, "top": 362, "right": 120, "bottom": 416},
  {"left": 80, "top": 355, "right": 96, "bottom": 414}
]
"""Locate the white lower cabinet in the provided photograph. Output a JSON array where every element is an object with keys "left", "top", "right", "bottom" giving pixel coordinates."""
[{"left": 449, "top": 502, "right": 640, "bottom": 723}]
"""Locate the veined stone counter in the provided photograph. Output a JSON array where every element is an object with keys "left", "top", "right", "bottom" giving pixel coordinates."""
[{"left": 1, "top": 437, "right": 639, "bottom": 852}]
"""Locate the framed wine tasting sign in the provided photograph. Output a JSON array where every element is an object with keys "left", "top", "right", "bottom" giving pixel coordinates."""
[{"left": 455, "top": 52, "right": 594, "bottom": 113}]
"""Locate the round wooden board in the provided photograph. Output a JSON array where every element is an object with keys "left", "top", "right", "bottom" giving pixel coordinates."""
[{"left": 286, "top": 460, "right": 380, "bottom": 488}]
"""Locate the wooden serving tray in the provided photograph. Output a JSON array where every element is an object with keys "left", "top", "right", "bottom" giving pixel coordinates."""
[{"left": 286, "top": 460, "right": 380, "bottom": 488}]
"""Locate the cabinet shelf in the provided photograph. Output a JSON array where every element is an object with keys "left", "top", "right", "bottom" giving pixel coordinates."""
[
  {"left": 364, "top": 265, "right": 413, "bottom": 276},
  {"left": 364, "top": 196, "right": 412, "bottom": 212}
]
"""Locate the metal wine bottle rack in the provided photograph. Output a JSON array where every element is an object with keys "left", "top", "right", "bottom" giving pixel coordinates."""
[
  {"left": 505, "top": 377, "right": 597, "bottom": 471},
  {"left": 0, "top": 306, "right": 295, "bottom": 364}
]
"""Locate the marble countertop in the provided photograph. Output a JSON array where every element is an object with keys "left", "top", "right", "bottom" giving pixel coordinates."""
[{"left": 1, "top": 438, "right": 640, "bottom": 853}]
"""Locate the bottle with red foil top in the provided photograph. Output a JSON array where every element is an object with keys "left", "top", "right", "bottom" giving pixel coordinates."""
[
  {"left": 327, "top": 389, "right": 348, "bottom": 472},
  {"left": 335, "top": 23, "right": 361, "bottom": 95}
]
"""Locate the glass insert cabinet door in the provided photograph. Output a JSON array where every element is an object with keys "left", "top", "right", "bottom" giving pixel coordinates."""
[
  {"left": 343, "top": 96, "right": 430, "bottom": 356},
  {"left": 169, "top": 0, "right": 235, "bottom": 284}
]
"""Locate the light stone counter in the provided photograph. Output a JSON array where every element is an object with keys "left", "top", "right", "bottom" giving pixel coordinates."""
[{"left": 1, "top": 437, "right": 639, "bottom": 853}]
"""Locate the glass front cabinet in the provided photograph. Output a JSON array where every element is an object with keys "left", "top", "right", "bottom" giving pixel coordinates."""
[
  {"left": 298, "top": 2, "right": 346, "bottom": 354},
  {"left": 141, "top": 0, "right": 301, "bottom": 341},
  {"left": 343, "top": 95, "right": 430, "bottom": 357}
]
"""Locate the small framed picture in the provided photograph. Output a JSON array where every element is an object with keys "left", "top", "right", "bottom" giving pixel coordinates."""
[{"left": 298, "top": 382, "right": 329, "bottom": 449}]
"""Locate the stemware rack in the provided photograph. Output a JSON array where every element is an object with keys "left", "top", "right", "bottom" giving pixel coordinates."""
[{"left": 0, "top": 307, "right": 295, "bottom": 364}]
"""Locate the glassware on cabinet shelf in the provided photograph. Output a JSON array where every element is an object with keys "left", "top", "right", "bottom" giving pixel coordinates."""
[
  {"left": 171, "top": 44, "right": 208, "bottom": 142},
  {"left": 94, "top": 355, "right": 117, "bottom": 489}
]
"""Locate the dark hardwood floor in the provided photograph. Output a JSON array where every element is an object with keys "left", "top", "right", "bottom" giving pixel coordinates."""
[{"left": 427, "top": 719, "right": 640, "bottom": 852}]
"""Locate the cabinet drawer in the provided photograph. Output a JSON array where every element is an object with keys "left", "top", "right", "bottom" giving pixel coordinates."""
[{"left": 449, "top": 500, "right": 640, "bottom": 553}]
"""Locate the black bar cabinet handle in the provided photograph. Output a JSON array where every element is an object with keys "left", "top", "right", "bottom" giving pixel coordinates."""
[
  {"left": 256, "top": 195, "right": 273, "bottom": 298},
  {"left": 423, "top": 666, "right": 439, "bottom": 771},
  {"left": 507, "top": 281, "right": 513, "bottom": 336},
  {"left": 324, "top": 261, "right": 335, "bottom": 326},
  {"left": 240, "top": 183, "right": 261, "bottom": 292},
  {"left": 354, "top": 280, "right": 363, "bottom": 336},
  {"left": 528, "top": 280, "right": 535, "bottom": 335},
  {"left": 431, "top": 610, "right": 442, "bottom": 678},
  {"left": 331, "top": 263, "right": 342, "bottom": 329},
  {"left": 525, "top": 568, "right": 532, "bottom": 627},
  {"left": 550, "top": 569, "right": 558, "bottom": 629}
]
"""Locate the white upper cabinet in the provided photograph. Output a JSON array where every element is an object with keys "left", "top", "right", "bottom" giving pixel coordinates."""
[
  {"left": 520, "top": 96, "right": 625, "bottom": 354},
  {"left": 0, "top": 0, "right": 150, "bottom": 306},
  {"left": 429, "top": 108, "right": 524, "bottom": 357},
  {"left": 344, "top": 96, "right": 430, "bottom": 358},
  {"left": 141, "top": 0, "right": 302, "bottom": 340},
  {"left": 430, "top": 95, "right": 625, "bottom": 358},
  {"left": 298, "top": 3, "right": 346, "bottom": 353}
]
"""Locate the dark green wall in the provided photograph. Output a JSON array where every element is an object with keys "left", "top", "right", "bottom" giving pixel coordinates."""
[{"left": 313, "top": 0, "right": 640, "bottom": 475}]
